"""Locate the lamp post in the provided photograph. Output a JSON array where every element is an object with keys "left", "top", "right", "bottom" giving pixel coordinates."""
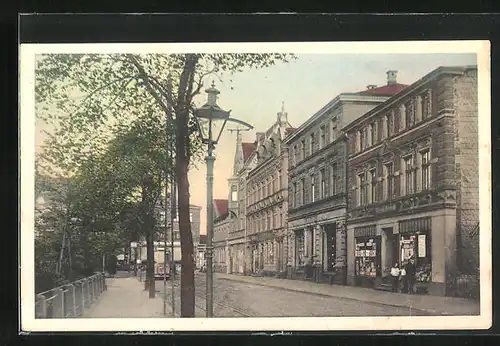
[{"left": 194, "top": 81, "right": 252, "bottom": 317}]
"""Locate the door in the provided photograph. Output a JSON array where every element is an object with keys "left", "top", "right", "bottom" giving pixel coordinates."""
[
  {"left": 325, "top": 224, "right": 336, "bottom": 272},
  {"left": 391, "top": 232, "right": 400, "bottom": 267}
]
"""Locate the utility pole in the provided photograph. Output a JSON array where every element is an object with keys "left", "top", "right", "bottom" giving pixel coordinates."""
[{"left": 170, "top": 173, "right": 176, "bottom": 316}]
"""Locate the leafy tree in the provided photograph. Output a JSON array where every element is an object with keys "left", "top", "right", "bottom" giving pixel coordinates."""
[{"left": 36, "top": 52, "right": 296, "bottom": 316}]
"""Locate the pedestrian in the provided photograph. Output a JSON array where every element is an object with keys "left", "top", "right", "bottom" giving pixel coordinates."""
[
  {"left": 400, "top": 262, "right": 407, "bottom": 293},
  {"left": 406, "top": 257, "right": 416, "bottom": 294},
  {"left": 390, "top": 263, "right": 400, "bottom": 292}
]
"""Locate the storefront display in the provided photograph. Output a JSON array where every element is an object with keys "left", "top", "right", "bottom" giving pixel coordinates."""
[
  {"left": 355, "top": 237, "right": 381, "bottom": 278},
  {"left": 398, "top": 218, "right": 432, "bottom": 283}
]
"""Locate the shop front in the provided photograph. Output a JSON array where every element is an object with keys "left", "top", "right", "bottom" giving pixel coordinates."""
[
  {"left": 398, "top": 217, "right": 432, "bottom": 292},
  {"left": 353, "top": 225, "right": 382, "bottom": 288}
]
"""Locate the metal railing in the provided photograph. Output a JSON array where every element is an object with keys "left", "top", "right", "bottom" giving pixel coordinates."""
[{"left": 35, "top": 272, "right": 107, "bottom": 318}]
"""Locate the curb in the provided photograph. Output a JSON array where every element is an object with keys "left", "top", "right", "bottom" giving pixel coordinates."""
[{"left": 216, "top": 276, "right": 447, "bottom": 316}]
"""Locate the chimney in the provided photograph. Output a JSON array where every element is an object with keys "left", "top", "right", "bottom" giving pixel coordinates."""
[
  {"left": 366, "top": 85, "right": 377, "bottom": 90},
  {"left": 386, "top": 70, "right": 398, "bottom": 85}
]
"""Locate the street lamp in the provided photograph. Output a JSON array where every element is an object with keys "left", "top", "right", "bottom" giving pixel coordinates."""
[{"left": 194, "top": 81, "right": 252, "bottom": 317}]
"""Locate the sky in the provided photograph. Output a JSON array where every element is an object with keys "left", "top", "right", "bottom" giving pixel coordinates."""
[{"left": 35, "top": 52, "right": 477, "bottom": 236}]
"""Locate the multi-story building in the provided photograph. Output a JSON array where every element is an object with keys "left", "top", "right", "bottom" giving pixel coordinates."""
[
  {"left": 227, "top": 133, "right": 256, "bottom": 274},
  {"left": 212, "top": 199, "right": 233, "bottom": 273},
  {"left": 344, "top": 66, "right": 478, "bottom": 296},
  {"left": 284, "top": 71, "right": 406, "bottom": 284},
  {"left": 246, "top": 104, "right": 293, "bottom": 276}
]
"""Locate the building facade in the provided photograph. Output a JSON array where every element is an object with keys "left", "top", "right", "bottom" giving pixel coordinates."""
[
  {"left": 344, "top": 66, "right": 478, "bottom": 296},
  {"left": 212, "top": 199, "right": 233, "bottom": 273},
  {"left": 245, "top": 104, "right": 293, "bottom": 276},
  {"left": 227, "top": 135, "right": 256, "bottom": 274},
  {"left": 285, "top": 72, "right": 406, "bottom": 284}
]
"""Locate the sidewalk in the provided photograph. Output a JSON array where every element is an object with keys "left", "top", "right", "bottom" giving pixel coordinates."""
[
  {"left": 82, "top": 277, "right": 173, "bottom": 318},
  {"left": 215, "top": 273, "right": 480, "bottom": 316}
]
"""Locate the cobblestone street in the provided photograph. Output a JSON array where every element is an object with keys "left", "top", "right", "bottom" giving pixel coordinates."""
[{"left": 81, "top": 271, "right": 480, "bottom": 318}]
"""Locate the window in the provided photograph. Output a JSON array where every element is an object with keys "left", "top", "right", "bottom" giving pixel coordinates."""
[
  {"left": 300, "top": 178, "right": 305, "bottom": 206},
  {"left": 404, "top": 155, "right": 416, "bottom": 195},
  {"left": 358, "top": 172, "right": 367, "bottom": 206},
  {"left": 384, "top": 162, "right": 394, "bottom": 200},
  {"left": 295, "top": 231, "right": 305, "bottom": 266},
  {"left": 301, "top": 140, "right": 306, "bottom": 160},
  {"left": 320, "top": 168, "right": 326, "bottom": 199},
  {"left": 370, "top": 169, "right": 377, "bottom": 204},
  {"left": 278, "top": 170, "right": 282, "bottom": 190},
  {"left": 360, "top": 128, "right": 366, "bottom": 150},
  {"left": 371, "top": 121, "right": 378, "bottom": 145},
  {"left": 231, "top": 185, "right": 238, "bottom": 202},
  {"left": 310, "top": 175, "right": 316, "bottom": 203},
  {"left": 292, "top": 181, "right": 297, "bottom": 208},
  {"left": 293, "top": 145, "right": 298, "bottom": 165},
  {"left": 421, "top": 149, "right": 431, "bottom": 190},
  {"left": 320, "top": 125, "right": 326, "bottom": 149},
  {"left": 309, "top": 133, "right": 315, "bottom": 155},
  {"left": 388, "top": 112, "right": 394, "bottom": 137},
  {"left": 331, "top": 121, "right": 338, "bottom": 142},
  {"left": 356, "top": 131, "right": 361, "bottom": 152},
  {"left": 331, "top": 163, "right": 337, "bottom": 196},
  {"left": 423, "top": 89, "right": 433, "bottom": 119},
  {"left": 406, "top": 101, "right": 415, "bottom": 128}
]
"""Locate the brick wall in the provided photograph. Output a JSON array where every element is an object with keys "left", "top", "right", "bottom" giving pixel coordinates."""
[{"left": 453, "top": 68, "right": 479, "bottom": 273}]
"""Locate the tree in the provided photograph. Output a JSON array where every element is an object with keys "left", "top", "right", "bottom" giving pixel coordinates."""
[{"left": 36, "top": 52, "right": 296, "bottom": 316}]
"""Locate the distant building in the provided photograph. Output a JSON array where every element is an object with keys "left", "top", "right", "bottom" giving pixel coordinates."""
[
  {"left": 284, "top": 71, "right": 405, "bottom": 284},
  {"left": 196, "top": 234, "right": 207, "bottom": 269},
  {"left": 344, "top": 66, "right": 478, "bottom": 296},
  {"left": 136, "top": 202, "right": 202, "bottom": 265},
  {"left": 213, "top": 199, "right": 233, "bottom": 273}
]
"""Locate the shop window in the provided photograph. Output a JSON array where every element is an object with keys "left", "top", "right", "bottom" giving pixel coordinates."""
[
  {"left": 295, "top": 231, "right": 305, "bottom": 267},
  {"left": 399, "top": 218, "right": 432, "bottom": 283},
  {"left": 355, "top": 237, "right": 381, "bottom": 278},
  {"left": 421, "top": 149, "right": 431, "bottom": 191}
]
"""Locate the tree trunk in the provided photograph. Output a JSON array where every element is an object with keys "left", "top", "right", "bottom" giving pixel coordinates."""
[
  {"left": 142, "top": 178, "right": 156, "bottom": 297},
  {"left": 175, "top": 54, "right": 198, "bottom": 317}
]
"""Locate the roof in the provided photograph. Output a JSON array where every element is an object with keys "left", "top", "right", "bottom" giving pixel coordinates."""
[
  {"left": 214, "top": 199, "right": 228, "bottom": 217},
  {"left": 357, "top": 83, "right": 408, "bottom": 96},
  {"left": 285, "top": 127, "right": 296, "bottom": 136},
  {"left": 242, "top": 142, "right": 255, "bottom": 163}
]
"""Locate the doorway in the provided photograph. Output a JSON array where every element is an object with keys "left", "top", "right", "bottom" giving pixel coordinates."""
[{"left": 323, "top": 224, "right": 336, "bottom": 272}]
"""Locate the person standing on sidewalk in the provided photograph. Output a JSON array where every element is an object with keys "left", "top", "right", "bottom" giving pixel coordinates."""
[
  {"left": 390, "top": 263, "right": 400, "bottom": 292},
  {"left": 400, "top": 263, "right": 407, "bottom": 293},
  {"left": 406, "top": 257, "right": 416, "bottom": 294}
]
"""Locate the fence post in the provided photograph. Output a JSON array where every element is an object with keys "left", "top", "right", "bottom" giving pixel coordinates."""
[
  {"left": 56, "top": 288, "right": 64, "bottom": 318},
  {"left": 80, "top": 281, "right": 86, "bottom": 314},
  {"left": 37, "top": 294, "right": 47, "bottom": 318},
  {"left": 70, "top": 284, "right": 77, "bottom": 317}
]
